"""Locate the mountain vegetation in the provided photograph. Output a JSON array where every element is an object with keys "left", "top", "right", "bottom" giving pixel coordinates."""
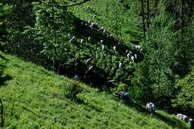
[
  {"left": 0, "top": 52, "right": 190, "bottom": 129},
  {"left": 0, "top": 0, "right": 193, "bottom": 128}
]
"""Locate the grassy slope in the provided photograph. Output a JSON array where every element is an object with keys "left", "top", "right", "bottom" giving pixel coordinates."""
[
  {"left": 0, "top": 0, "right": 191, "bottom": 129},
  {"left": 0, "top": 52, "right": 189, "bottom": 129},
  {"left": 69, "top": 0, "right": 142, "bottom": 45}
]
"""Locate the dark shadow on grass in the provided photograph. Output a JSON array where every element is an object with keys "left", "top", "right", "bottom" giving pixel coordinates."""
[
  {"left": 0, "top": 55, "right": 12, "bottom": 86},
  {"left": 112, "top": 95, "right": 188, "bottom": 129},
  {"left": 0, "top": 55, "right": 8, "bottom": 61},
  {"left": 0, "top": 54, "right": 11, "bottom": 128},
  {"left": 50, "top": 92, "right": 102, "bottom": 113},
  {"left": 129, "top": 102, "right": 188, "bottom": 129},
  {"left": 153, "top": 112, "right": 188, "bottom": 129},
  {"left": 0, "top": 75, "right": 12, "bottom": 86},
  {"left": 75, "top": 97, "right": 102, "bottom": 113}
]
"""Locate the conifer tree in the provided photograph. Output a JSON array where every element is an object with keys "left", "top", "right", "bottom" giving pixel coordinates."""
[{"left": 132, "top": 1, "right": 177, "bottom": 104}]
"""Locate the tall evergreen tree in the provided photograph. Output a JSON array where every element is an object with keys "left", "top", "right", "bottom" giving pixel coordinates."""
[{"left": 132, "top": 1, "right": 177, "bottom": 104}]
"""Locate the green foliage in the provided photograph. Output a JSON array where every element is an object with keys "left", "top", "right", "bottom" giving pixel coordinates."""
[
  {"left": 2, "top": 0, "right": 194, "bottom": 113},
  {"left": 172, "top": 66, "right": 194, "bottom": 111},
  {"left": 2, "top": 0, "right": 37, "bottom": 58},
  {"left": 117, "top": 82, "right": 128, "bottom": 91},
  {"left": 93, "top": 48, "right": 134, "bottom": 84},
  {"left": 0, "top": 2, "right": 12, "bottom": 51},
  {"left": 132, "top": 2, "right": 177, "bottom": 104},
  {"left": 119, "top": 0, "right": 131, "bottom": 9},
  {"left": 173, "top": 17, "right": 194, "bottom": 77},
  {"left": 32, "top": 1, "right": 74, "bottom": 61}
]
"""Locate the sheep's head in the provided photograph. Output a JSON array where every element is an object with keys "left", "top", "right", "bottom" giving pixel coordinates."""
[{"left": 188, "top": 118, "right": 193, "bottom": 123}]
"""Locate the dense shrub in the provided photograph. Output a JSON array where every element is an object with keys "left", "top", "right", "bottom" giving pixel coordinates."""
[
  {"left": 0, "top": 2, "right": 12, "bottom": 51},
  {"left": 172, "top": 66, "right": 194, "bottom": 114},
  {"left": 64, "top": 82, "right": 84, "bottom": 101}
]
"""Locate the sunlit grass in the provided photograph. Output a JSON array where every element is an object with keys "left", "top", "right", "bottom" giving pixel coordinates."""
[{"left": 0, "top": 52, "right": 190, "bottom": 129}]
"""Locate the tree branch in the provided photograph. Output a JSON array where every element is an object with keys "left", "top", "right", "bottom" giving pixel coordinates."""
[{"left": 41, "top": 0, "right": 91, "bottom": 8}]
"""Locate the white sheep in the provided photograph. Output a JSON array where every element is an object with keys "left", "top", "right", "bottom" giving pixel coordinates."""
[
  {"left": 106, "top": 34, "right": 112, "bottom": 38},
  {"left": 73, "top": 75, "right": 80, "bottom": 80},
  {"left": 119, "top": 62, "right": 122, "bottom": 68},
  {"left": 89, "top": 23, "right": 94, "bottom": 29},
  {"left": 126, "top": 50, "right": 132, "bottom": 57},
  {"left": 85, "top": 57, "right": 92, "bottom": 64},
  {"left": 127, "top": 52, "right": 131, "bottom": 57},
  {"left": 87, "top": 36, "right": 91, "bottom": 41},
  {"left": 132, "top": 44, "right": 141, "bottom": 49},
  {"left": 88, "top": 65, "right": 93, "bottom": 71},
  {"left": 134, "top": 54, "right": 137, "bottom": 59},
  {"left": 98, "top": 27, "right": 104, "bottom": 32},
  {"left": 69, "top": 36, "right": 75, "bottom": 43},
  {"left": 101, "top": 44, "right": 105, "bottom": 50},
  {"left": 80, "top": 39, "right": 84, "bottom": 43},
  {"left": 146, "top": 102, "right": 156, "bottom": 113},
  {"left": 176, "top": 113, "right": 188, "bottom": 121},
  {"left": 136, "top": 45, "right": 141, "bottom": 49},
  {"left": 131, "top": 56, "right": 135, "bottom": 62},
  {"left": 85, "top": 22, "right": 88, "bottom": 26},
  {"left": 106, "top": 80, "right": 115, "bottom": 83},
  {"left": 188, "top": 118, "right": 193, "bottom": 123},
  {"left": 113, "top": 46, "right": 116, "bottom": 51}
]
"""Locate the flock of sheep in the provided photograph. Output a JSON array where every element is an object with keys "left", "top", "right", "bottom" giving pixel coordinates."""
[
  {"left": 115, "top": 91, "right": 194, "bottom": 129},
  {"left": 68, "top": 22, "right": 142, "bottom": 63}
]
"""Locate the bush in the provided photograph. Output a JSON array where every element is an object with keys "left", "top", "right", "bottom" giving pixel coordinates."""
[
  {"left": 172, "top": 66, "right": 194, "bottom": 114},
  {"left": 64, "top": 82, "right": 83, "bottom": 101},
  {"left": 0, "top": 3, "right": 12, "bottom": 52}
]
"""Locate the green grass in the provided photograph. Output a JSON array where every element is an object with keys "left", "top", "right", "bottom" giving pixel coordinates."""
[
  {"left": 69, "top": 0, "right": 142, "bottom": 45},
  {"left": 0, "top": 52, "right": 190, "bottom": 129}
]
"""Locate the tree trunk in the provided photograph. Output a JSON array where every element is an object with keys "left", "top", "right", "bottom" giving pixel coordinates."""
[
  {"left": 146, "top": 0, "right": 150, "bottom": 29},
  {"left": 0, "top": 99, "right": 4, "bottom": 127},
  {"left": 141, "top": 0, "right": 146, "bottom": 39}
]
